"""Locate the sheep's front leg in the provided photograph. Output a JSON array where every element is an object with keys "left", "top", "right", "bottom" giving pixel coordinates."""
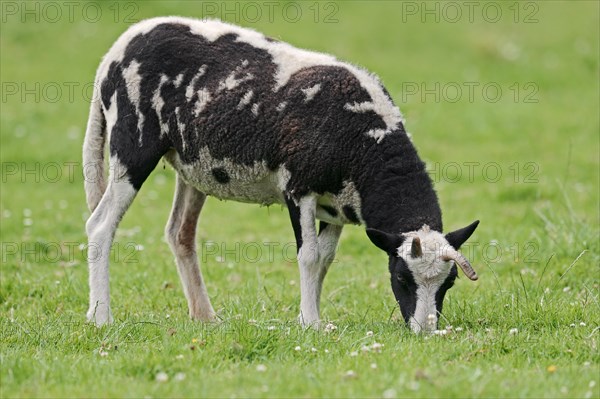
[{"left": 286, "top": 196, "right": 342, "bottom": 328}]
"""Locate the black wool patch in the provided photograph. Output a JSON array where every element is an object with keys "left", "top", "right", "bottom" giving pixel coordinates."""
[
  {"left": 211, "top": 167, "right": 230, "bottom": 184},
  {"left": 343, "top": 205, "right": 360, "bottom": 224},
  {"left": 321, "top": 205, "right": 338, "bottom": 217}
]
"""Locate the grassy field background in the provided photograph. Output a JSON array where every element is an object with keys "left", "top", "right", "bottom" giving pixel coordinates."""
[{"left": 1, "top": 1, "right": 599, "bottom": 397}]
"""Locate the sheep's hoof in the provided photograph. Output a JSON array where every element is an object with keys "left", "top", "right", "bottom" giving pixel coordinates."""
[
  {"left": 87, "top": 307, "right": 114, "bottom": 327},
  {"left": 298, "top": 314, "right": 321, "bottom": 330}
]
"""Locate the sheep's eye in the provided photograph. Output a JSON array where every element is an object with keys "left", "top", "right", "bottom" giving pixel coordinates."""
[{"left": 396, "top": 275, "right": 407, "bottom": 285}]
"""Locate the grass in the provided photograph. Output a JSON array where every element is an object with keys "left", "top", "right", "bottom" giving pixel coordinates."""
[{"left": 1, "top": 1, "right": 599, "bottom": 397}]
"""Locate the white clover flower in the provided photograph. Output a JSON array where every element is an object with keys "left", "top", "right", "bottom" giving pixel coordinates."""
[
  {"left": 350, "top": 351, "right": 358, "bottom": 357},
  {"left": 155, "top": 372, "right": 168, "bottom": 382},
  {"left": 324, "top": 322, "right": 337, "bottom": 333},
  {"left": 311, "top": 347, "right": 318, "bottom": 353},
  {"left": 371, "top": 342, "right": 384, "bottom": 352},
  {"left": 256, "top": 364, "right": 267, "bottom": 372},
  {"left": 509, "top": 328, "right": 519, "bottom": 335},
  {"left": 294, "top": 346, "right": 301, "bottom": 351},
  {"left": 267, "top": 326, "right": 276, "bottom": 331},
  {"left": 366, "top": 331, "right": 374, "bottom": 337},
  {"left": 344, "top": 370, "right": 357, "bottom": 378},
  {"left": 174, "top": 372, "right": 186, "bottom": 382}
]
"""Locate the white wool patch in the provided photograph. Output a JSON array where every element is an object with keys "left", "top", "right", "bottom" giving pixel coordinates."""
[
  {"left": 328, "top": 181, "right": 365, "bottom": 224},
  {"left": 193, "top": 88, "right": 212, "bottom": 117},
  {"left": 237, "top": 90, "right": 254, "bottom": 109},
  {"left": 251, "top": 103, "right": 260, "bottom": 116},
  {"left": 301, "top": 83, "right": 321, "bottom": 102},
  {"left": 103, "top": 91, "right": 118, "bottom": 145},
  {"left": 276, "top": 101, "right": 287, "bottom": 112},
  {"left": 217, "top": 60, "right": 253, "bottom": 93},
  {"left": 396, "top": 225, "right": 455, "bottom": 333},
  {"left": 121, "top": 60, "right": 144, "bottom": 145},
  {"left": 173, "top": 73, "right": 184, "bottom": 88},
  {"left": 165, "top": 147, "right": 287, "bottom": 206},
  {"left": 185, "top": 65, "right": 207, "bottom": 101},
  {"left": 174, "top": 107, "right": 186, "bottom": 150},
  {"left": 344, "top": 100, "right": 402, "bottom": 143},
  {"left": 151, "top": 74, "right": 170, "bottom": 137}
]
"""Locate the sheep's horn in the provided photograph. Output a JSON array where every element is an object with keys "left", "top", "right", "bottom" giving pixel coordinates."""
[
  {"left": 411, "top": 237, "right": 422, "bottom": 258},
  {"left": 442, "top": 250, "right": 478, "bottom": 281}
]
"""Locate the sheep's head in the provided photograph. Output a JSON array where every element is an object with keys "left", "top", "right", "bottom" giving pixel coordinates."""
[{"left": 366, "top": 221, "right": 479, "bottom": 333}]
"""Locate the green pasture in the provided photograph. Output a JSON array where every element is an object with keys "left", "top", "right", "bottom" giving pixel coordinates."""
[{"left": 1, "top": 1, "right": 598, "bottom": 397}]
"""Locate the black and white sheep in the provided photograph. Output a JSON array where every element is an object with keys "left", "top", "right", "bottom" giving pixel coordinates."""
[{"left": 83, "top": 17, "right": 479, "bottom": 332}]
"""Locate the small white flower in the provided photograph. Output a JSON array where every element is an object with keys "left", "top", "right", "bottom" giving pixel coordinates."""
[
  {"left": 350, "top": 351, "right": 358, "bottom": 357},
  {"left": 455, "top": 327, "right": 464, "bottom": 332},
  {"left": 570, "top": 323, "right": 576, "bottom": 327},
  {"left": 99, "top": 350, "right": 108, "bottom": 357},
  {"left": 563, "top": 286, "right": 571, "bottom": 292},
  {"left": 324, "top": 322, "right": 337, "bottom": 333},
  {"left": 509, "top": 328, "right": 519, "bottom": 335},
  {"left": 366, "top": 331, "right": 374, "bottom": 337},
  {"left": 175, "top": 354, "right": 184, "bottom": 360},
  {"left": 165, "top": 314, "right": 170, "bottom": 319},
  {"left": 23, "top": 208, "right": 32, "bottom": 217},
  {"left": 360, "top": 345, "right": 370, "bottom": 353},
  {"left": 256, "top": 364, "right": 267, "bottom": 372},
  {"left": 174, "top": 372, "right": 186, "bottom": 382},
  {"left": 580, "top": 322, "right": 587, "bottom": 327},
  {"left": 324, "top": 349, "right": 330, "bottom": 354},
  {"left": 311, "top": 347, "right": 318, "bottom": 353},
  {"left": 344, "top": 370, "right": 357, "bottom": 378},
  {"left": 589, "top": 381, "right": 596, "bottom": 388},
  {"left": 155, "top": 372, "right": 169, "bottom": 382},
  {"left": 371, "top": 342, "right": 384, "bottom": 352},
  {"left": 294, "top": 346, "right": 301, "bottom": 351},
  {"left": 383, "top": 388, "right": 397, "bottom": 398},
  {"left": 135, "top": 244, "right": 144, "bottom": 251},
  {"left": 267, "top": 326, "right": 276, "bottom": 331},
  {"left": 248, "top": 319, "right": 256, "bottom": 324},
  {"left": 289, "top": 280, "right": 296, "bottom": 286},
  {"left": 433, "top": 330, "right": 448, "bottom": 336},
  {"left": 370, "top": 363, "right": 377, "bottom": 369}
]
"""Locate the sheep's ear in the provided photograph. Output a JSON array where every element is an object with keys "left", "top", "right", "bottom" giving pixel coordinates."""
[
  {"left": 366, "top": 228, "right": 405, "bottom": 255},
  {"left": 445, "top": 220, "right": 480, "bottom": 249}
]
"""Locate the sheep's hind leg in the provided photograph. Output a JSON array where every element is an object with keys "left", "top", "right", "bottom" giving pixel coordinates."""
[
  {"left": 85, "top": 161, "right": 138, "bottom": 326},
  {"left": 165, "top": 175, "right": 215, "bottom": 321}
]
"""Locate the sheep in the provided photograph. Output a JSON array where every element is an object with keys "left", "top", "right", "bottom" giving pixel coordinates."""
[{"left": 83, "top": 16, "right": 480, "bottom": 332}]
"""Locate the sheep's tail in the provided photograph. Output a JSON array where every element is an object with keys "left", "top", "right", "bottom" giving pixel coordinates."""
[{"left": 82, "top": 83, "right": 107, "bottom": 212}]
